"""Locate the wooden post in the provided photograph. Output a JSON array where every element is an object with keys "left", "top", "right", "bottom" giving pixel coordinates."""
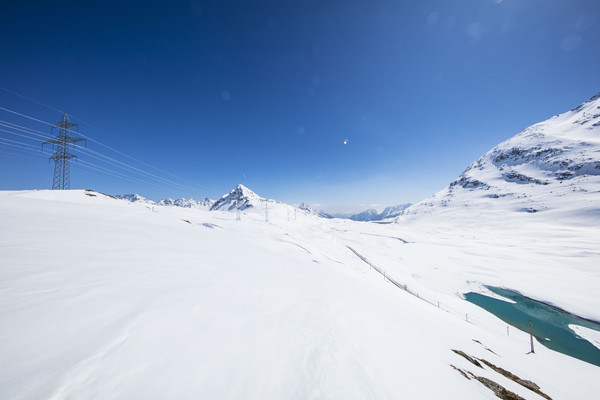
[
  {"left": 507, "top": 326, "right": 509, "bottom": 336},
  {"left": 466, "top": 313, "right": 468, "bottom": 322},
  {"left": 529, "top": 320, "right": 535, "bottom": 353}
]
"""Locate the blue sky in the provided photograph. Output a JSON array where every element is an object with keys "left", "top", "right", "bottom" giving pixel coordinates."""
[{"left": 1, "top": 0, "right": 599, "bottom": 213}]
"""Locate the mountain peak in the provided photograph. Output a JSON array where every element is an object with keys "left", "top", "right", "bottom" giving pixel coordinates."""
[
  {"left": 211, "top": 184, "right": 267, "bottom": 212},
  {"left": 403, "top": 91, "right": 600, "bottom": 221},
  {"left": 232, "top": 184, "right": 256, "bottom": 196}
]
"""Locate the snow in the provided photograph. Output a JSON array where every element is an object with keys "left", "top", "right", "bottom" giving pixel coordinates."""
[
  {"left": 344, "top": 204, "right": 412, "bottom": 221},
  {"left": 298, "top": 202, "right": 333, "bottom": 219},
  {"left": 403, "top": 92, "right": 600, "bottom": 224},
  {"left": 210, "top": 184, "right": 278, "bottom": 212},
  {"left": 349, "top": 208, "right": 379, "bottom": 221},
  {"left": 569, "top": 325, "right": 600, "bottom": 350},
  {"left": 394, "top": 92, "right": 600, "bottom": 320},
  {"left": 1, "top": 94, "right": 600, "bottom": 398},
  {"left": 114, "top": 193, "right": 154, "bottom": 204},
  {"left": 117, "top": 194, "right": 215, "bottom": 210},
  {"left": 1, "top": 189, "right": 599, "bottom": 399}
]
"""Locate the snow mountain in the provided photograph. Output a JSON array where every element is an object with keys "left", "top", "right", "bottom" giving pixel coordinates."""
[
  {"left": 114, "top": 193, "right": 155, "bottom": 205},
  {"left": 349, "top": 208, "right": 379, "bottom": 221},
  {"left": 115, "top": 184, "right": 293, "bottom": 216},
  {"left": 348, "top": 203, "right": 412, "bottom": 221},
  {"left": 403, "top": 92, "right": 600, "bottom": 222},
  {"left": 157, "top": 197, "right": 215, "bottom": 209},
  {"left": 210, "top": 184, "right": 279, "bottom": 212},
  {"left": 115, "top": 193, "right": 214, "bottom": 210},
  {"left": 298, "top": 202, "right": 334, "bottom": 219},
  {"left": 378, "top": 203, "right": 412, "bottom": 219}
]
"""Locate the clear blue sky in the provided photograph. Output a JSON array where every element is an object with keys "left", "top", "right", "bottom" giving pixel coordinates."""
[{"left": 1, "top": 0, "right": 599, "bottom": 213}]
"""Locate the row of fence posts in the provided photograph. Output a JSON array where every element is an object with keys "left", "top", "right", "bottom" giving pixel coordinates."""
[
  {"left": 365, "top": 252, "right": 440, "bottom": 309},
  {"left": 365, "top": 248, "right": 537, "bottom": 354}
]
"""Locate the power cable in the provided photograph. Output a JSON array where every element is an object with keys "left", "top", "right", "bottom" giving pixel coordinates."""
[{"left": 0, "top": 102, "right": 219, "bottom": 194}]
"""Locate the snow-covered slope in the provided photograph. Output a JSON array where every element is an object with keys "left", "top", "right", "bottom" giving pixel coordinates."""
[
  {"left": 403, "top": 92, "right": 600, "bottom": 223},
  {"left": 298, "top": 202, "right": 333, "bottom": 219},
  {"left": 1, "top": 189, "right": 599, "bottom": 399},
  {"left": 378, "top": 203, "right": 412, "bottom": 219},
  {"left": 1, "top": 190, "right": 599, "bottom": 399}
]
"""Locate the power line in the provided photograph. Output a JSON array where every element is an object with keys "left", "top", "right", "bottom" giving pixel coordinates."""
[
  {"left": 0, "top": 104, "right": 219, "bottom": 195},
  {"left": 75, "top": 160, "right": 160, "bottom": 187},
  {"left": 0, "top": 119, "right": 53, "bottom": 139},
  {"left": 0, "top": 135, "right": 194, "bottom": 197},
  {"left": 0, "top": 127, "right": 48, "bottom": 143},
  {"left": 0, "top": 137, "right": 49, "bottom": 153},
  {"left": 0, "top": 132, "right": 180, "bottom": 193},
  {"left": 0, "top": 85, "right": 64, "bottom": 114},
  {"left": 0, "top": 94, "right": 218, "bottom": 194},
  {"left": 0, "top": 120, "right": 164, "bottom": 186},
  {"left": 71, "top": 143, "right": 205, "bottom": 193}
]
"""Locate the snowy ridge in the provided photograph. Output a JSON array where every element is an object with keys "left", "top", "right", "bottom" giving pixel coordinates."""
[
  {"left": 114, "top": 193, "right": 154, "bottom": 204},
  {"left": 115, "top": 194, "right": 214, "bottom": 210},
  {"left": 210, "top": 184, "right": 278, "bottom": 212},
  {"left": 349, "top": 204, "right": 412, "bottom": 221},
  {"left": 349, "top": 208, "right": 379, "bottom": 221},
  {"left": 158, "top": 197, "right": 215, "bottom": 209},
  {"left": 378, "top": 204, "right": 412, "bottom": 219},
  {"left": 298, "top": 202, "right": 333, "bottom": 219},
  {"left": 402, "top": 92, "right": 600, "bottom": 222}
]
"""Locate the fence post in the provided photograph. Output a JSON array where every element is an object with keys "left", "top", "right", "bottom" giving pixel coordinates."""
[{"left": 529, "top": 321, "right": 535, "bottom": 353}]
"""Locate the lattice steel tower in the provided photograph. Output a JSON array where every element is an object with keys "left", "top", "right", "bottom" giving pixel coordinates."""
[{"left": 42, "top": 113, "right": 86, "bottom": 190}]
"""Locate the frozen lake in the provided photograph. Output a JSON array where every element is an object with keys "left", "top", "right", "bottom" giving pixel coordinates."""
[{"left": 465, "top": 286, "right": 600, "bottom": 367}]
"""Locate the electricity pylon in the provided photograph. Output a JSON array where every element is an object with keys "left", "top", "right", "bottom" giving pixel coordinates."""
[{"left": 42, "top": 113, "right": 86, "bottom": 189}]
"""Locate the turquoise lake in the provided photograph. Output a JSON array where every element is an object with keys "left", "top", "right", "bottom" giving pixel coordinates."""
[{"left": 464, "top": 286, "right": 600, "bottom": 367}]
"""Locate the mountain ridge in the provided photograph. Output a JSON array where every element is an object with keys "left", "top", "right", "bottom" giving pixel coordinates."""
[{"left": 401, "top": 91, "right": 600, "bottom": 222}]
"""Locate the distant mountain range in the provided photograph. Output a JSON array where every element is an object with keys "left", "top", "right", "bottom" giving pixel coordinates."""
[
  {"left": 340, "top": 204, "right": 412, "bottom": 221},
  {"left": 115, "top": 185, "right": 410, "bottom": 222},
  {"left": 114, "top": 194, "right": 215, "bottom": 210}
]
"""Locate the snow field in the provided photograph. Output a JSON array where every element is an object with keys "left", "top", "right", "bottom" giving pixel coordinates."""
[{"left": 1, "top": 190, "right": 599, "bottom": 399}]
